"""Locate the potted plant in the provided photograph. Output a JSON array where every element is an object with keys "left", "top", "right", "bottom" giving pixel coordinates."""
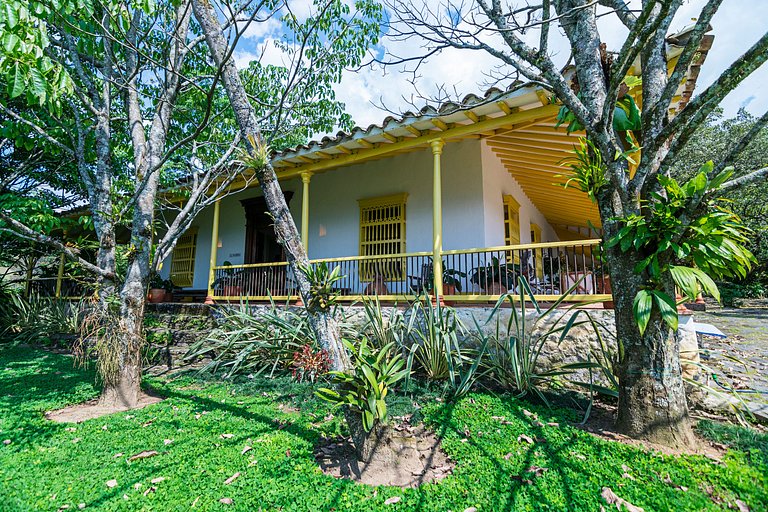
[
  {"left": 214, "top": 261, "right": 244, "bottom": 298},
  {"left": 469, "top": 257, "right": 516, "bottom": 295},
  {"left": 423, "top": 259, "right": 467, "bottom": 296},
  {"left": 162, "top": 277, "right": 176, "bottom": 303},
  {"left": 148, "top": 272, "right": 166, "bottom": 303}
]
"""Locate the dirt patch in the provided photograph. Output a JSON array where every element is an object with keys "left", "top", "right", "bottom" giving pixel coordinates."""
[
  {"left": 576, "top": 403, "right": 726, "bottom": 460},
  {"left": 315, "top": 422, "right": 453, "bottom": 487},
  {"left": 46, "top": 392, "right": 163, "bottom": 423}
]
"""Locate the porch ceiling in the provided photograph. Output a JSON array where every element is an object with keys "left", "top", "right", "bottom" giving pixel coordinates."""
[{"left": 486, "top": 121, "right": 601, "bottom": 230}]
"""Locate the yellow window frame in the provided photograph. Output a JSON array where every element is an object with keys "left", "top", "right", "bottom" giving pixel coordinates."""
[
  {"left": 170, "top": 227, "right": 198, "bottom": 288},
  {"left": 503, "top": 195, "right": 520, "bottom": 264},
  {"left": 530, "top": 223, "right": 544, "bottom": 279},
  {"left": 358, "top": 193, "right": 407, "bottom": 281}
]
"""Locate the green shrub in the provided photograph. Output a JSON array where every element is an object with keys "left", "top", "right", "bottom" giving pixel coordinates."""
[
  {"left": 0, "top": 292, "right": 86, "bottom": 345},
  {"left": 316, "top": 338, "right": 408, "bottom": 431},
  {"left": 184, "top": 302, "right": 316, "bottom": 378}
]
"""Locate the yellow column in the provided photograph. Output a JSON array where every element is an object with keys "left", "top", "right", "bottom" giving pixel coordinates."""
[
  {"left": 206, "top": 199, "right": 221, "bottom": 302},
  {"left": 301, "top": 171, "right": 312, "bottom": 253},
  {"left": 55, "top": 252, "right": 65, "bottom": 298},
  {"left": 430, "top": 139, "right": 445, "bottom": 299}
]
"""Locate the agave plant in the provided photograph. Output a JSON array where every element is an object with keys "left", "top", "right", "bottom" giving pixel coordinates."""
[
  {"left": 479, "top": 276, "right": 594, "bottom": 404},
  {"left": 184, "top": 299, "right": 316, "bottom": 378}
]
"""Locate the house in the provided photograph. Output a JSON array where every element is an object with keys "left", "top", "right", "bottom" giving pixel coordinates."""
[
  {"left": 36, "top": 28, "right": 711, "bottom": 305},
  {"left": 155, "top": 26, "right": 711, "bottom": 305}
]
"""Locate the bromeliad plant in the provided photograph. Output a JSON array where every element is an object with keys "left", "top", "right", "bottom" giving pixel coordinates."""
[
  {"left": 608, "top": 162, "right": 755, "bottom": 334},
  {"left": 316, "top": 338, "right": 409, "bottom": 432},
  {"left": 298, "top": 262, "right": 343, "bottom": 312}
]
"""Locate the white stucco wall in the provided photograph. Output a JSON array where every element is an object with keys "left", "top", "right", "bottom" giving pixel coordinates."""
[
  {"left": 479, "top": 140, "right": 557, "bottom": 246},
  {"left": 159, "top": 180, "right": 302, "bottom": 290},
  {"left": 307, "top": 138, "right": 485, "bottom": 258},
  {"left": 160, "top": 137, "right": 558, "bottom": 290}
]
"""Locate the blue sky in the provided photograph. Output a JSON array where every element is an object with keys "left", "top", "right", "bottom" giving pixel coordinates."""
[{"left": 233, "top": 0, "right": 768, "bottom": 129}]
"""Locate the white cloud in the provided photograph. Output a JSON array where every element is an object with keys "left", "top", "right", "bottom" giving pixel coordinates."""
[
  {"left": 330, "top": 0, "right": 766, "bottom": 129},
  {"left": 229, "top": 0, "right": 764, "bottom": 130}
]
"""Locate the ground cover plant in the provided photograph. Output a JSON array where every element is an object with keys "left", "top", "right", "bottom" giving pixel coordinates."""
[{"left": 0, "top": 346, "right": 765, "bottom": 511}]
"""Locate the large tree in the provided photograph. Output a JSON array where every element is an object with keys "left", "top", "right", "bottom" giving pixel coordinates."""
[
  {"left": 383, "top": 0, "right": 768, "bottom": 447},
  {"left": 0, "top": 0, "right": 379, "bottom": 408}
]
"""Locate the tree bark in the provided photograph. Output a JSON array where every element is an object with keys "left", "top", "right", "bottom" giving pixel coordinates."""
[
  {"left": 191, "top": 0, "right": 351, "bottom": 372},
  {"left": 602, "top": 217, "right": 695, "bottom": 448}
]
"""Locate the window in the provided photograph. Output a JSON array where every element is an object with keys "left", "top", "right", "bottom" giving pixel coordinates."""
[
  {"left": 503, "top": 195, "right": 520, "bottom": 264},
  {"left": 530, "top": 223, "right": 543, "bottom": 279},
  {"left": 358, "top": 193, "right": 407, "bottom": 281},
  {"left": 170, "top": 227, "right": 198, "bottom": 287}
]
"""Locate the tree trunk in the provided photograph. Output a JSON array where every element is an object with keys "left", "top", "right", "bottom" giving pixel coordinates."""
[
  {"left": 191, "top": 0, "right": 350, "bottom": 372},
  {"left": 344, "top": 408, "right": 393, "bottom": 463},
  {"left": 606, "top": 251, "right": 696, "bottom": 448}
]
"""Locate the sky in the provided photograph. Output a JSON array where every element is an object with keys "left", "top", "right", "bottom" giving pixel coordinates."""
[{"left": 234, "top": 0, "right": 768, "bottom": 130}]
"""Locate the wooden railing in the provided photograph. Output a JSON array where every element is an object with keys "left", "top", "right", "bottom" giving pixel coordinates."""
[{"left": 211, "top": 239, "right": 610, "bottom": 303}]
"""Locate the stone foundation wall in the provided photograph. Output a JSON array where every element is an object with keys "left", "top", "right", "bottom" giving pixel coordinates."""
[{"left": 158, "top": 303, "right": 699, "bottom": 384}]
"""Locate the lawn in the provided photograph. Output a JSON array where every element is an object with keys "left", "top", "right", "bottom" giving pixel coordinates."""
[{"left": 0, "top": 346, "right": 765, "bottom": 511}]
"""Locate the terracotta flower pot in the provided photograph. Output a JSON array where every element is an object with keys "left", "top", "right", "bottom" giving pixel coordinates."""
[
  {"left": 364, "top": 277, "right": 388, "bottom": 296},
  {"left": 599, "top": 276, "right": 614, "bottom": 309},
  {"left": 148, "top": 288, "right": 165, "bottom": 304},
  {"left": 483, "top": 282, "right": 507, "bottom": 295}
]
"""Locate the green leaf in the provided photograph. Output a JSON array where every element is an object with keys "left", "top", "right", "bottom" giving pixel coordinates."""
[
  {"left": 651, "top": 290, "right": 678, "bottom": 331},
  {"left": 10, "top": 62, "right": 25, "bottom": 98},
  {"left": 633, "top": 290, "right": 652, "bottom": 335}
]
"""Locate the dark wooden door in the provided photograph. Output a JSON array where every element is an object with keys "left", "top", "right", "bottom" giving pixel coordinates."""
[
  {"left": 240, "top": 193, "right": 293, "bottom": 264},
  {"left": 240, "top": 194, "right": 294, "bottom": 297}
]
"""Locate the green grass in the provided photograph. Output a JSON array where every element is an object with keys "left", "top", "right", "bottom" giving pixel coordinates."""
[{"left": 0, "top": 346, "right": 766, "bottom": 511}]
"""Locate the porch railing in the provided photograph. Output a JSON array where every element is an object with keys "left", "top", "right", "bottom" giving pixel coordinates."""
[
  {"left": 211, "top": 239, "right": 610, "bottom": 303},
  {"left": 26, "top": 277, "right": 94, "bottom": 300}
]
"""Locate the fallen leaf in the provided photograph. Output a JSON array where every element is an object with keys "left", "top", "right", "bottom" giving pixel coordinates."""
[
  {"left": 65, "top": 427, "right": 76, "bottom": 432},
  {"left": 113, "top": 453, "right": 123, "bottom": 458},
  {"left": 285, "top": 449, "right": 291, "bottom": 457},
  {"left": 601, "top": 487, "right": 644, "bottom": 512},
  {"left": 101, "top": 425, "right": 108, "bottom": 431},
  {"left": 143, "top": 487, "right": 156, "bottom": 496},
  {"left": 71, "top": 438, "right": 81, "bottom": 444},
  {"left": 78, "top": 504, "right": 86, "bottom": 510},
  {"left": 224, "top": 472, "right": 240, "bottom": 485},
  {"left": 191, "top": 496, "right": 199, "bottom": 507},
  {"left": 58, "top": 505, "right": 69, "bottom": 510},
  {"left": 128, "top": 450, "right": 159, "bottom": 462},
  {"left": 523, "top": 409, "right": 536, "bottom": 419},
  {"left": 219, "top": 498, "right": 233, "bottom": 505},
  {"left": 220, "top": 434, "right": 234, "bottom": 439},
  {"left": 531, "top": 420, "right": 544, "bottom": 427},
  {"left": 384, "top": 496, "right": 401, "bottom": 505},
  {"left": 503, "top": 453, "right": 513, "bottom": 460},
  {"left": 163, "top": 439, "right": 173, "bottom": 445},
  {"left": 241, "top": 446, "right": 252, "bottom": 455},
  {"left": 2, "top": 439, "right": 11, "bottom": 445},
  {"left": 141, "top": 420, "right": 154, "bottom": 427},
  {"left": 735, "top": 499, "right": 750, "bottom": 512},
  {"left": 547, "top": 422, "right": 560, "bottom": 427},
  {"left": 150, "top": 477, "right": 166, "bottom": 484},
  {"left": 122, "top": 495, "right": 129, "bottom": 501},
  {"left": 464, "top": 508, "right": 477, "bottom": 512},
  {"left": 106, "top": 479, "right": 118, "bottom": 488},
  {"left": 526, "top": 465, "right": 548, "bottom": 478},
  {"left": 517, "top": 434, "right": 534, "bottom": 444}
]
